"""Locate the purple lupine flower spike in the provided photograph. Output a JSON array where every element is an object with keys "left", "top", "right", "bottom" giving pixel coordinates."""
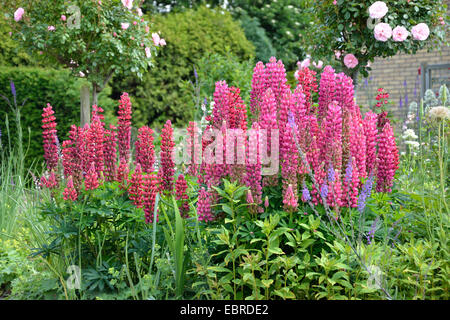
[
  {"left": 327, "top": 165, "right": 335, "bottom": 183},
  {"left": 302, "top": 182, "right": 311, "bottom": 202},
  {"left": 320, "top": 183, "right": 328, "bottom": 199},
  {"left": 10, "top": 80, "right": 16, "bottom": 97}
]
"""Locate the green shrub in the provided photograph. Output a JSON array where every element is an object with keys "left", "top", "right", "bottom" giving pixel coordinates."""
[
  {"left": 0, "top": 66, "right": 115, "bottom": 171},
  {"left": 111, "top": 6, "right": 255, "bottom": 128}
]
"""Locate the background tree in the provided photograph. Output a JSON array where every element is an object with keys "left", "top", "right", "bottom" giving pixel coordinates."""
[
  {"left": 301, "top": 0, "right": 448, "bottom": 80},
  {"left": 4, "top": 0, "right": 162, "bottom": 125}
]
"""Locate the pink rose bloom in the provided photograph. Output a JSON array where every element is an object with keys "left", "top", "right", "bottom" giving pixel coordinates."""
[
  {"left": 145, "top": 47, "right": 151, "bottom": 58},
  {"left": 411, "top": 23, "right": 430, "bottom": 41},
  {"left": 113, "top": 32, "right": 117, "bottom": 37},
  {"left": 133, "top": 21, "right": 137, "bottom": 25},
  {"left": 344, "top": 54, "right": 358, "bottom": 69},
  {"left": 313, "top": 60, "right": 323, "bottom": 69},
  {"left": 300, "top": 58, "right": 310, "bottom": 69},
  {"left": 122, "top": 0, "right": 133, "bottom": 10},
  {"left": 121, "top": 23, "right": 130, "bottom": 30},
  {"left": 374, "top": 23, "right": 392, "bottom": 41},
  {"left": 334, "top": 50, "right": 341, "bottom": 59},
  {"left": 392, "top": 26, "right": 409, "bottom": 42},
  {"left": 145, "top": 26, "right": 150, "bottom": 33},
  {"left": 159, "top": 39, "right": 166, "bottom": 46},
  {"left": 48, "top": 26, "right": 56, "bottom": 31},
  {"left": 152, "top": 32, "right": 161, "bottom": 46},
  {"left": 333, "top": 0, "right": 337, "bottom": 4},
  {"left": 14, "top": 8, "right": 25, "bottom": 22},
  {"left": 61, "top": 15, "right": 67, "bottom": 21},
  {"left": 369, "top": 1, "right": 388, "bottom": 19},
  {"left": 137, "top": 8, "right": 143, "bottom": 17}
]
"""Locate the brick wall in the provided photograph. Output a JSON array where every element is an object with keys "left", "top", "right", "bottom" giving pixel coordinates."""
[{"left": 355, "top": 1, "right": 450, "bottom": 125}]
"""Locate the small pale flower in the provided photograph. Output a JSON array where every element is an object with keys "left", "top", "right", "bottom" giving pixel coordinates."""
[
  {"left": 121, "top": 23, "right": 130, "bottom": 30},
  {"left": 374, "top": 23, "right": 392, "bottom": 41},
  {"left": 14, "top": 8, "right": 25, "bottom": 22},
  {"left": 145, "top": 47, "right": 151, "bottom": 58},
  {"left": 369, "top": 1, "right": 388, "bottom": 19},
  {"left": 344, "top": 54, "right": 358, "bottom": 69},
  {"left": 122, "top": 0, "right": 133, "bottom": 10},
  {"left": 392, "top": 26, "right": 409, "bottom": 42},
  {"left": 152, "top": 32, "right": 161, "bottom": 46},
  {"left": 411, "top": 23, "right": 430, "bottom": 41},
  {"left": 48, "top": 25, "right": 56, "bottom": 31}
]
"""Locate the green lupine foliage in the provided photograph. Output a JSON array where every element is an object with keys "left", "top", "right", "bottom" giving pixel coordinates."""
[{"left": 111, "top": 6, "right": 255, "bottom": 128}]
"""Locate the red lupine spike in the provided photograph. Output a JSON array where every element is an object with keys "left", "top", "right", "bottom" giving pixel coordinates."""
[
  {"left": 135, "top": 126, "right": 155, "bottom": 173},
  {"left": 158, "top": 120, "right": 175, "bottom": 193},
  {"left": 118, "top": 92, "right": 132, "bottom": 163},
  {"left": 41, "top": 103, "right": 59, "bottom": 171}
]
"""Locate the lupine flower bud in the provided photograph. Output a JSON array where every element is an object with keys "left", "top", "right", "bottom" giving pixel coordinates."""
[{"left": 63, "top": 176, "right": 78, "bottom": 201}]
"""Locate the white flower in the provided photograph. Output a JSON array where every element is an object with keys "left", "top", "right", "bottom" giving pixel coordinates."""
[
  {"left": 428, "top": 106, "right": 450, "bottom": 122},
  {"left": 402, "top": 129, "right": 418, "bottom": 140},
  {"left": 405, "top": 141, "right": 420, "bottom": 149}
]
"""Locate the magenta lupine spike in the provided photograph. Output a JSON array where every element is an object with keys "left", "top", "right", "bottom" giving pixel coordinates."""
[
  {"left": 41, "top": 103, "right": 59, "bottom": 171},
  {"left": 62, "top": 125, "right": 83, "bottom": 187},
  {"left": 84, "top": 162, "right": 99, "bottom": 190},
  {"left": 117, "top": 92, "right": 132, "bottom": 163},
  {"left": 135, "top": 126, "right": 155, "bottom": 173},
  {"left": 175, "top": 174, "right": 190, "bottom": 218},
  {"left": 363, "top": 111, "right": 378, "bottom": 176},
  {"left": 212, "top": 80, "right": 229, "bottom": 128},
  {"left": 63, "top": 176, "right": 78, "bottom": 201},
  {"left": 250, "top": 61, "right": 267, "bottom": 116},
  {"left": 87, "top": 106, "right": 105, "bottom": 175},
  {"left": 280, "top": 123, "right": 298, "bottom": 200},
  {"left": 128, "top": 163, "right": 144, "bottom": 208},
  {"left": 264, "top": 196, "right": 269, "bottom": 208},
  {"left": 158, "top": 120, "right": 175, "bottom": 193},
  {"left": 349, "top": 108, "right": 367, "bottom": 180},
  {"left": 318, "top": 66, "right": 336, "bottom": 121},
  {"left": 283, "top": 184, "right": 298, "bottom": 211},
  {"left": 40, "top": 171, "right": 59, "bottom": 189},
  {"left": 376, "top": 123, "right": 398, "bottom": 193},
  {"left": 116, "top": 157, "right": 129, "bottom": 190},
  {"left": 144, "top": 174, "right": 159, "bottom": 223},
  {"left": 103, "top": 124, "right": 117, "bottom": 182},
  {"left": 246, "top": 189, "right": 254, "bottom": 204},
  {"left": 245, "top": 122, "right": 263, "bottom": 213},
  {"left": 327, "top": 169, "right": 343, "bottom": 208},
  {"left": 265, "top": 56, "right": 288, "bottom": 104},
  {"left": 335, "top": 72, "right": 355, "bottom": 114},
  {"left": 349, "top": 158, "right": 360, "bottom": 207},
  {"left": 320, "top": 101, "right": 343, "bottom": 172},
  {"left": 259, "top": 88, "right": 278, "bottom": 131},
  {"left": 197, "top": 188, "right": 214, "bottom": 222}
]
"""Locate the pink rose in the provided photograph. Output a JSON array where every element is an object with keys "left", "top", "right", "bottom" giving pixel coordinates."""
[
  {"left": 145, "top": 26, "right": 150, "bottom": 33},
  {"left": 48, "top": 26, "right": 56, "bottom": 31},
  {"left": 61, "top": 15, "right": 67, "bottom": 21},
  {"left": 369, "top": 1, "right": 388, "bottom": 19},
  {"left": 137, "top": 8, "right": 143, "bottom": 17},
  {"left": 133, "top": 21, "right": 137, "bottom": 25},
  {"left": 152, "top": 33, "right": 161, "bottom": 46},
  {"left": 334, "top": 50, "right": 341, "bottom": 59},
  {"left": 121, "top": 0, "right": 133, "bottom": 10},
  {"left": 159, "top": 39, "right": 166, "bottom": 46},
  {"left": 113, "top": 32, "right": 117, "bottom": 37},
  {"left": 344, "top": 54, "right": 358, "bottom": 69},
  {"left": 411, "top": 23, "right": 430, "bottom": 41},
  {"left": 300, "top": 58, "right": 310, "bottom": 69},
  {"left": 313, "top": 60, "right": 323, "bottom": 69},
  {"left": 392, "top": 26, "right": 409, "bottom": 42},
  {"left": 14, "top": 8, "right": 25, "bottom": 22},
  {"left": 145, "top": 47, "right": 151, "bottom": 58},
  {"left": 374, "top": 23, "right": 392, "bottom": 41},
  {"left": 121, "top": 23, "right": 130, "bottom": 30}
]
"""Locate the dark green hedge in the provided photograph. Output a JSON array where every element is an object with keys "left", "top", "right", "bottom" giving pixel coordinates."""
[
  {"left": 0, "top": 67, "right": 115, "bottom": 171},
  {"left": 111, "top": 6, "right": 255, "bottom": 128}
]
